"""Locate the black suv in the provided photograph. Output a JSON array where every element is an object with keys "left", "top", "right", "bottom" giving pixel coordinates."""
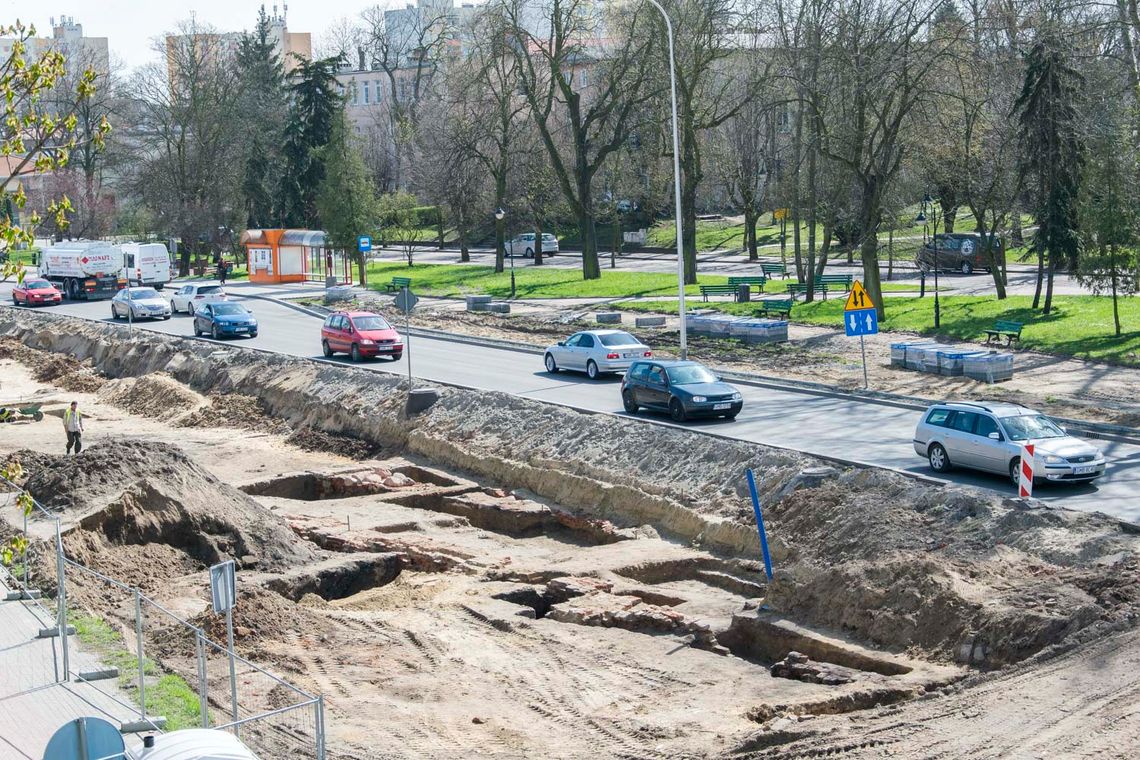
[
  {"left": 621, "top": 360, "right": 743, "bottom": 422},
  {"left": 916, "top": 233, "right": 1004, "bottom": 275}
]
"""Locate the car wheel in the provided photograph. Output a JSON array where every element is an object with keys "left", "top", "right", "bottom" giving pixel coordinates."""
[
  {"left": 390, "top": 353, "right": 402, "bottom": 361},
  {"left": 193, "top": 322, "right": 201, "bottom": 337},
  {"left": 163, "top": 314, "right": 171, "bottom": 320},
  {"left": 544, "top": 353, "right": 558, "bottom": 373},
  {"left": 669, "top": 398, "right": 687, "bottom": 422},
  {"left": 322, "top": 340, "right": 333, "bottom": 358},
  {"left": 1009, "top": 458, "right": 1022, "bottom": 488},
  {"left": 928, "top": 443, "right": 950, "bottom": 473},
  {"left": 111, "top": 305, "right": 118, "bottom": 319},
  {"left": 212, "top": 324, "right": 221, "bottom": 340},
  {"left": 622, "top": 391, "right": 639, "bottom": 414},
  {"left": 351, "top": 344, "right": 362, "bottom": 362},
  {"left": 586, "top": 360, "right": 599, "bottom": 380},
  {"left": 10, "top": 295, "right": 17, "bottom": 305},
  {"left": 170, "top": 300, "right": 178, "bottom": 313},
  {"left": 961, "top": 261, "right": 973, "bottom": 275},
  {"left": 187, "top": 301, "right": 195, "bottom": 315},
  {"left": 525, "top": 248, "right": 534, "bottom": 258}
]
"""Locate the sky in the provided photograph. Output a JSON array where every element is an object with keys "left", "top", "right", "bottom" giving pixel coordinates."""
[{"left": 0, "top": 1, "right": 379, "bottom": 71}]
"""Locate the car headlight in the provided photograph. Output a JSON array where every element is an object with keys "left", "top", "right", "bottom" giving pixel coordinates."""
[
  {"left": 732, "top": 392, "right": 742, "bottom": 401},
  {"left": 691, "top": 396, "right": 707, "bottom": 403},
  {"left": 359, "top": 339, "right": 375, "bottom": 345},
  {"left": 1042, "top": 455, "right": 1063, "bottom": 464}
]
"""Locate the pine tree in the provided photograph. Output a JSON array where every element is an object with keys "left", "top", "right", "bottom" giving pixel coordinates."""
[
  {"left": 1014, "top": 32, "right": 1084, "bottom": 315},
  {"left": 236, "top": 7, "right": 286, "bottom": 228},
  {"left": 316, "top": 109, "right": 378, "bottom": 286},
  {"left": 278, "top": 55, "right": 343, "bottom": 228}
]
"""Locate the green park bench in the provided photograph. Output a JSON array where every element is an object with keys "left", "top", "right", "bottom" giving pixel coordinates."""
[
  {"left": 984, "top": 319, "right": 1024, "bottom": 346},
  {"left": 786, "top": 282, "right": 826, "bottom": 300},
  {"left": 756, "top": 298, "right": 793, "bottom": 319},
  {"left": 727, "top": 276, "right": 769, "bottom": 291},
  {"left": 762, "top": 263, "right": 789, "bottom": 279},
  {"left": 385, "top": 276, "right": 412, "bottom": 293},
  {"left": 815, "top": 274, "right": 853, "bottom": 298},
  {"left": 699, "top": 283, "right": 739, "bottom": 301}
]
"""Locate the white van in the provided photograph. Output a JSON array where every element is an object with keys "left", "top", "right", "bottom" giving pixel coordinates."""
[{"left": 121, "top": 242, "right": 173, "bottom": 289}]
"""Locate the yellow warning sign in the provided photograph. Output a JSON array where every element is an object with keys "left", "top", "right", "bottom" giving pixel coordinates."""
[{"left": 844, "top": 280, "right": 875, "bottom": 311}]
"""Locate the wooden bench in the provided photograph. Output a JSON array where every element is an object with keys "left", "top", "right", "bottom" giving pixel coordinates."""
[
  {"left": 815, "top": 274, "right": 853, "bottom": 299},
  {"left": 727, "top": 276, "right": 768, "bottom": 292},
  {"left": 699, "top": 283, "right": 739, "bottom": 301},
  {"left": 385, "top": 276, "right": 412, "bottom": 293},
  {"left": 984, "top": 319, "right": 1024, "bottom": 346},
  {"left": 756, "top": 298, "right": 793, "bottom": 318},
  {"left": 762, "top": 263, "right": 789, "bottom": 279},
  {"left": 786, "top": 283, "right": 826, "bottom": 300}
]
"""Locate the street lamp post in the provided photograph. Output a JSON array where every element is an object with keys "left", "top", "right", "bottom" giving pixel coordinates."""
[
  {"left": 495, "top": 207, "right": 515, "bottom": 299},
  {"left": 916, "top": 193, "right": 941, "bottom": 329},
  {"left": 643, "top": 0, "right": 687, "bottom": 359}
]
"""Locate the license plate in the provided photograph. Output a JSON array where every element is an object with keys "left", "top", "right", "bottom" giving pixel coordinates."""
[
  {"left": 1074, "top": 466, "right": 1096, "bottom": 474},
  {"left": 376, "top": 345, "right": 392, "bottom": 352},
  {"left": 234, "top": 327, "right": 247, "bottom": 332},
  {"left": 623, "top": 353, "right": 636, "bottom": 358},
  {"left": 713, "top": 403, "right": 731, "bottom": 410}
]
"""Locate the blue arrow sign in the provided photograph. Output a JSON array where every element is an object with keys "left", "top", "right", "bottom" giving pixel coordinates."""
[
  {"left": 357, "top": 235, "right": 372, "bottom": 252},
  {"left": 844, "top": 307, "right": 878, "bottom": 337}
]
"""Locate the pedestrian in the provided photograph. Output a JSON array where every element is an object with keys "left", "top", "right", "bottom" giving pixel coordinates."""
[
  {"left": 217, "top": 259, "right": 228, "bottom": 285},
  {"left": 63, "top": 401, "right": 84, "bottom": 454}
]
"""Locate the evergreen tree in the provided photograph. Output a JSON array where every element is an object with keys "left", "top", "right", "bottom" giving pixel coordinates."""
[
  {"left": 278, "top": 55, "right": 343, "bottom": 228},
  {"left": 236, "top": 7, "right": 286, "bottom": 228},
  {"left": 1014, "top": 32, "right": 1084, "bottom": 315},
  {"left": 316, "top": 109, "right": 378, "bottom": 286}
]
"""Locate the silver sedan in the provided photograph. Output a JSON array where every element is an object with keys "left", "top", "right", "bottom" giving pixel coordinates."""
[
  {"left": 110, "top": 287, "right": 171, "bottom": 320},
  {"left": 544, "top": 330, "right": 652, "bottom": 379}
]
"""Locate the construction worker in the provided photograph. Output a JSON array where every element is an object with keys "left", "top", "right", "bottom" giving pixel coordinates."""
[{"left": 63, "top": 401, "right": 84, "bottom": 454}]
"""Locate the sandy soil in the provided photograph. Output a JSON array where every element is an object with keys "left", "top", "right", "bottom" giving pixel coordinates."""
[
  {"left": 2, "top": 320, "right": 1139, "bottom": 759},
  {"left": 348, "top": 294, "right": 1140, "bottom": 428}
]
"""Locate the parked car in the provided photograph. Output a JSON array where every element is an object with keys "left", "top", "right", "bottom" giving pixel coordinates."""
[
  {"left": 621, "top": 360, "right": 744, "bottom": 421},
  {"left": 194, "top": 301, "right": 258, "bottom": 339},
  {"left": 321, "top": 311, "right": 403, "bottom": 362},
  {"left": 11, "top": 278, "right": 62, "bottom": 306},
  {"left": 544, "top": 330, "right": 652, "bottom": 379},
  {"left": 913, "top": 401, "right": 1106, "bottom": 486},
  {"left": 111, "top": 287, "right": 171, "bottom": 320},
  {"left": 915, "top": 233, "right": 1005, "bottom": 275},
  {"left": 170, "top": 282, "right": 227, "bottom": 314},
  {"left": 506, "top": 233, "right": 559, "bottom": 258}
]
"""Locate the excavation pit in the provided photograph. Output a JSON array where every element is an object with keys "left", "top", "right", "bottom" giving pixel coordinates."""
[
  {"left": 240, "top": 463, "right": 466, "bottom": 502},
  {"left": 263, "top": 553, "right": 404, "bottom": 602}
]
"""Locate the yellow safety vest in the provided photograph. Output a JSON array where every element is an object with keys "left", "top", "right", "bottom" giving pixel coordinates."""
[{"left": 64, "top": 408, "right": 83, "bottom": 431}]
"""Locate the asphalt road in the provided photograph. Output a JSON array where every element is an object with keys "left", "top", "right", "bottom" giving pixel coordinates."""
[{"left": 3, "top": 288, "right": 1137, "bottom": 522}]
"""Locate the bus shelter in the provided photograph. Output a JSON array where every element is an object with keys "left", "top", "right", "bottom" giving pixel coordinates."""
[{"left": 241, "top": 229, "right": 354, "bottom": 285}]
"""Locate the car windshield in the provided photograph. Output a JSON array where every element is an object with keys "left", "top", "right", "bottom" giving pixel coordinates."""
[
  {"left": 352, "top": 316, "right": 390, "bottom": 331},
  {"left": 25, "top": 280, "right": 51, "bottom": 289},
  {"left": 597, "top": 332, "right": 640, "bottom": 347},
  {"left": 666, "top": 365, "right": 717, "bottom": 385},
  {"left": 127, "top": 288, "right": 159, "bottom": 299},
  {"left": 1001, "top": 414, "right": 1066, "bottom": 441},
  {"left": 212, "top": 303, "right": 247, "bottom": 315},
  {"left": 198, "top": 285, "right": 222, "bottom": 294}
]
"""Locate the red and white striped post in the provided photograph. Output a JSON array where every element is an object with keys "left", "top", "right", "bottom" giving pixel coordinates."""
[{"left": 1019, "top": 444, "right": 1035, "bottom": 498}]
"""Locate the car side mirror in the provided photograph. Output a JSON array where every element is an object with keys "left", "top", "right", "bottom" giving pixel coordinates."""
[
  {"left": 1059, "top": 425, "right": 1067, "bottom": 433},
  {"left": 557, "top": 341, "right": 565, "bottom": 346},
  {"left": 988, "top": 431, "right": 1002, "bottom": 441}
]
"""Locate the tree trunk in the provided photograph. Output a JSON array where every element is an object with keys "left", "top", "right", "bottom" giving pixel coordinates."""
[
  {"left": 611, "top": 218, "right": 621, "bottom": 269},
  {"left": 815, "top": 222, "right": 832, "bottom": 277},
  {"left": 437, "top": 212, "right": 445, "bottom": 250},
  {"left": 494, "top": 216, "right": 505, "bottom": 274},
  {"left": 806, "top": 134, "right": 818, "bottom": 301},
  {"left": 680, "top": 180, "right": 698, "bottom": 284},
  {"left": 860, "top": 232, "right": 884, "bottom": 319},
  {"left": 744, "top": 207, "right": 758, "bottom": 261},
  {"left": 1111, "top": 246, "right": 1121, "bottom": 335},
  {"left": 534, "top": 221, "right": 544, "bottom": 266},
  {"left": 981, "top": 216, "right": 1006, "bottom": 299},
  {"left": 356, "top": 251, "right": 367, "bottom": 287},
  {"left": 1031, "top": 236, "right": 1044, "bottom": 309},
  {"left": 1012, "top": 206, "right": 1024, "bottom": 246},
  {"left": 577, "top": 204, "right": 601, "bottom": 280},
  {"left": 887, "top": 228, "right": 894, "bottom": 280},
  {"left": 1043, "top": 253, "right": 1056, "bottom": 315},
  {"left": 458, "top": 218, "right": 470, "bottom": 263}
]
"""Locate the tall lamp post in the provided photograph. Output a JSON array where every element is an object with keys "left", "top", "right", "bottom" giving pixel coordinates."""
[
  {"left": 496, "top": 207, "right": 515, "bottom": 299},
  {"left": 915, "top": 193, "right": 940, "bottom": 329},
  {"left": 643, "top": 0, "right": 687, "bottom": 359}
]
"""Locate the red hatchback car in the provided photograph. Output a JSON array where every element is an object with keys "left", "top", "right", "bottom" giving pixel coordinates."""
[
  {"left": 321, "top": 311, "right": 403, "bottom": 362},
  {"left": 12, "top": 278, "right": 63, "bottom": 306}
]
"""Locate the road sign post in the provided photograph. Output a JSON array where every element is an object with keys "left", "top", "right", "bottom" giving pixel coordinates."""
[
  {"left": 395, "top": 286, "right": 419, "bottom": 389},
  {"left": 210, "top": 560, "right": 238, "bottom": 735},
  {"left": 843, "top": 281, "right": 879, "bottom": 389},
  {"left": 357, "top": 235, "right": 372, "bottom": 254}
]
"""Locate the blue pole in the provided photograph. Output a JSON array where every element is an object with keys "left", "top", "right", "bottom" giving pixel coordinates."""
[{"left": 746, "top": 468, "right": 774, "bottom": 581}]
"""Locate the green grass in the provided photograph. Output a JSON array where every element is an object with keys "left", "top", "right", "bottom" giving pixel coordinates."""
[
  {"left": 71, "top": 613, "right": 202, "bottom": 731},
  {"left": 616, "top": 294, "right": 1140, "bottom": 365}
]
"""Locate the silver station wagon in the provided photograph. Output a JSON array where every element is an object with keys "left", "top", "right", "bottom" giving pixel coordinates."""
[{"left": 913, "top": 401, "right": 1106, "bottom": 486}]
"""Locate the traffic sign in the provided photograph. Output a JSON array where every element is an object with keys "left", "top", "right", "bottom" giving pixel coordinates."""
[
  {"left": 357, "top": 235, "right": 372, "bottom": 253},
  {"left": 394, "top": 287, "right": 418, "bottom": 313},
  {"left": 210, "top": 559, "right": 236, "bottom": 614},
  {"left": 844, "top": 280, "right": 874, "bottom": 311},
  {"left": 845, "top": 308, "right": 878, "bottom": 337}
]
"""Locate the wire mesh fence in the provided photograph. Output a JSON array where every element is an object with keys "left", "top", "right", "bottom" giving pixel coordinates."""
[{"left": 2, "top": 475, "right": 326, "bottom": 757}]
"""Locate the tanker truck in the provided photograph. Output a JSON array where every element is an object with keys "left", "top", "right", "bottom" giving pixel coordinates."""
[{"left": 38, "top": 241, "right": 124, "bottom": 300}]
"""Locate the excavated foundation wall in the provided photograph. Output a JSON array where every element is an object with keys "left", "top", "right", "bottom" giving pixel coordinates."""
[{"left": 4, "top": 310, "right": 1137, "bottom": 666}]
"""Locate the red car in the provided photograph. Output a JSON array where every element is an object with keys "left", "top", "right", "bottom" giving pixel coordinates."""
[
  {"left": 321, "top": 311, "right": 403, "bottom": 362},
  {"left": 12, "top": 278, "right": 63, "bottom": 306}
]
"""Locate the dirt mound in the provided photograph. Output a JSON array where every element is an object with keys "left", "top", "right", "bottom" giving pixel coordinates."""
[
  {"left": 177, "top": 392, "right": 291, "bottom": 434},
  {"left": 286, "top": 427, "right": 383, "bottom": 459},
  {"left": 98, "top": 374, "right": 203, "bottom": 420},
  {"left": 0, "top": 336, "right": 106, "bottom": 392},
  {"left": 29, "top": 439, "right": 316, "bottom": 572},
  {"left": 1, "top": 448, "right": 60, "bottom": 483}
]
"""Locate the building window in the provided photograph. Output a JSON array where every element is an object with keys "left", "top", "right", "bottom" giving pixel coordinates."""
[
  {"left": 579, "top": 69, "right": 588, "bottom": 87},
  {"left": 363, "top": 80, "right": 370, "bottom": 104},
  {"left": 352, "top": 82, "right": 358, "bottom": 105}
]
